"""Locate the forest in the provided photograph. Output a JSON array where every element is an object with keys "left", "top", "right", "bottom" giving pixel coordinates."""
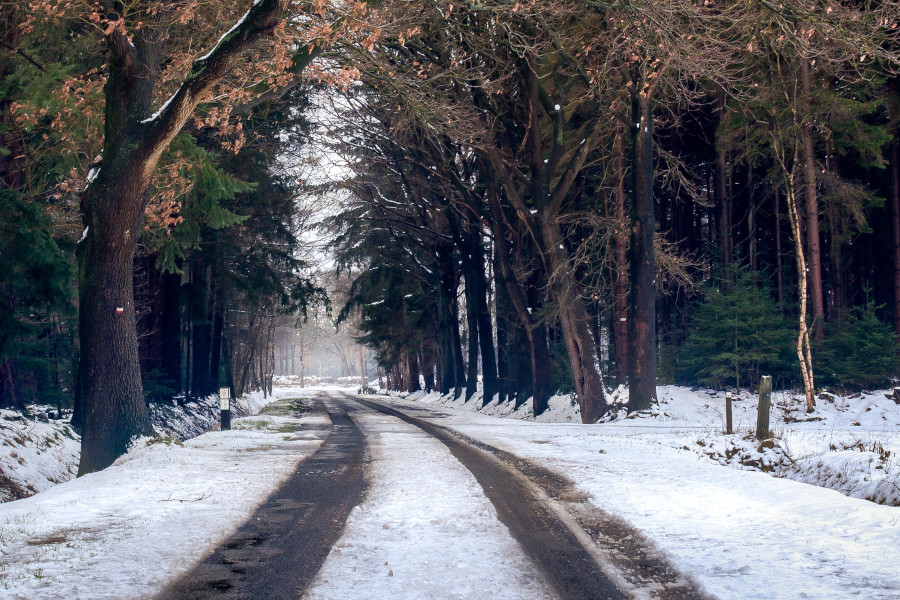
[{"left": 2, "top": 0, "right": 900, "bottom": 473}]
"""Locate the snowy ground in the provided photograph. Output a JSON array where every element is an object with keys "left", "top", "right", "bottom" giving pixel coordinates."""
[
  {"left": 404, "top": 384, "right": 900, "bottom": 506},
  {"left": 0, "top": 390, "right": 277, "bottom": 503},
  {"left": 0, "top": 384, "right": 897, "bottom": 599},
  {"left": 0, "top": 388, "right": 326, "bottom": 599},
  {"left": 388, "top": 387, "right": 900, "bottom": 599},
  {"left": 303, "top": 407, "right": 556, "bottom": 600}
]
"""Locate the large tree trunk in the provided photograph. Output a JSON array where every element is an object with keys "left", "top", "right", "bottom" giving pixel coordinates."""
[
  {"left": 800, "top": 59, "right": 825, "bottom": 338},
  {"left": 75, "top": 0, "right": 293, "bottom": 474},
  {"left": 77, "top": 173, "right": 154, "bottom": 475},
  {"left": 538, "top": 213, "right": 608, "bottom": 423},
  {"left": 487, "top": 185, "right": 550, "bottom": 413},
  {"left": 628, "top": 95, "right": 658, "bottom": 411}
]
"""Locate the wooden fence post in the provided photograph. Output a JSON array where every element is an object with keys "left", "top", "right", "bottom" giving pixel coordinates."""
[
  {"left": 756, "top": 376, "right": 772, "bottom": 441},
  {"left": 725, "top": 392, "right": 733, "bottom": 434}
]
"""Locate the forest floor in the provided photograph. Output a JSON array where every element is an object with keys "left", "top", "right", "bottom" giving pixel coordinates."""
[{"left": 0, "top": 385, "right": 897, "bottom": 599}]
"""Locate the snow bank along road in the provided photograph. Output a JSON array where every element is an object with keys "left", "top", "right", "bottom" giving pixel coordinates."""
[{"left": 161, "top": 391, "right": 698, "bottom": 600}]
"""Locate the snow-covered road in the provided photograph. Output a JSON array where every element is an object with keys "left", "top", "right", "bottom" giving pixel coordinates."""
[
  {"left": 303, "top": 403, "right": 558, "bottom": 600},
  {"left": 2, "top": 386, "right": 898, "bottom": 600},
  {"left": 387, "top": 396, "right": 900, "bottom": 600}
]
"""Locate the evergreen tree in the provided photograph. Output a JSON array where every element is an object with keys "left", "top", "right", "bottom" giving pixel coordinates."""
[
  {"left": 817, "top": 299, "right": 900, "bottom": 390},
  {"left": 0, "top": 190, "right": 74, "bottom": 408},
  {"left": 679, "top": 270, "right": 795, "bottom": 390}
]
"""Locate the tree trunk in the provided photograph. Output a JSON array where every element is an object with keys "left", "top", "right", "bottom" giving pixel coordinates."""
[
  {"left": 75, "top": 0, "right": 294, "bottom": 474},
  {"left": 538, "top": 213, "right": 607, "bottom": 422},
  {"left": 160, "top": 269, "right": 182, "bottom": 390},
  {"left": 800, "top": 58, "right": 825, "bottom": 338},
  {"left": 0, "top": 356, "right": 20, "bottom": 410},
  {"left": 613, "top": 124, "right": 630, "bottom": 384},
  {"left": 436, "top": 252, "right": 456, "bottom": 395},
  {"left": 716, "top": 96, "right": 732, "bottom": 275},
  {"left": 471, "top": 237, "right": 498, "bottom": 406},
  {"left": 774, "top": 188, "right": 785, "bottom": 311},
  {"left": 464, "top": 271, "right": 479, "bottom": 401},
  {"left": 77, "top": 175, "right": 154, "bottom": 475},
  {"left": 422, "top": 343, "right": 436, "bottom": 392},
  {"left": 494, "top": 292, "right": 510, "bottom": 404},
  {"left": 487, "top": 186, "right": 550, "bottom": 413},
  {"left": 891, "top": 135, "right": 900, "bottom": 339},
  {"left": 407, "top": 350, "right": 421, "bottom": 393},
  {"left": 628, "top": 95, "right": 658, "bottom": 411},
  {"left": 190, "top": 257, "right": 212, "bottom": 398},
  {"left": 208, "top": 269, "right": 224, "bottom": 391}
]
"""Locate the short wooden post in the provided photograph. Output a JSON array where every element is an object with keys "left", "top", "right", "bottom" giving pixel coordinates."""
[
  {"left": 725, "top": 392, "right": 733, "bottom": 434},
  {"left": 756, "top": 376, "right": 772, "bottom": 441},
  {"left": 219, "top": 387, "right": 232, "bottom": 431}
]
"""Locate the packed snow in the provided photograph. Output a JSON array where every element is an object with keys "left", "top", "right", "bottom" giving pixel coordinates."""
[
  {"left": 303, "top": 404, "right": 556, "bottom": 600},
  {"left": 0, "top": 389, "right": 279, "bottom": 504},
  {"left": 388, "top": 385, "right": 900, "bottom": 599},
  {"left": 0, "top": 388, "right": 325, "bottom": 599},
  {"left": 1, "top": 384, "right": 898, "bottom": 599},
  {"left": 402, "top": 384, "right": 900, "bottom": 506}
]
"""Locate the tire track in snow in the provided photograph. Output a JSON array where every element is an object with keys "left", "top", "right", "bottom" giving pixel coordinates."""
[
  {"left": 156, "top": 397, "right": 367, "bottom": 600},
  {"left": 302, "top": 393, "right": 560, "bottom": 600},
  {"left": 350, "top": 395, "right": 629, "bottom": 600},
  {"left": 356, "top": 396, "right": 712, "bottom": 600}
]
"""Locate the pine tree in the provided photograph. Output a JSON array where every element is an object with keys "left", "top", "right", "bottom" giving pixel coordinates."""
[
  {"left": 0, "top": 190, "right": 74, "bottom": 409},
  {"left": 680, "top": 270, "right": 794, "bottom": 390}
]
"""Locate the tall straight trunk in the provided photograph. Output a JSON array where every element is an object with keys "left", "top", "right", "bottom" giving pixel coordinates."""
[
  {"left": 160, "top": 270, "right": 182, "bottom": 390},
  {"left": 628, "top": 95, "right": 658, "bottom": 411},
  {"left": 190, "top": 257, "right": 212, "bottom": 397},
  {"left": 774, "top": 188, "right": 785, "bottom": 310},
  {"left": 472, "top": 238, "right": 498, "bottom": 406},
  {"left": 613, "top": 124, "right": 630, "bottom": 384},
  {"left": 407, "top": 350, "right": 420, "bottom": 393},
  {"left": 464, "top": 272, "right": 479, "bottom": 401},
  {"left": 437, "top": 245, "right": 466, "bottom": 397},
  {"left": 436, "top": 249, "right": 457, "bottom": 395},
  {"left": 450, "top": 296, "right": 466, "bottom": 399},
  {"left": 891, "top": 135, "right": 900, "bottom": 339},
  {"left": 487, "top": 186, "right": 550, "bottom": 413},
  {"left": 512, "top": 321, "right": 533, "bottom": 409},
  {"left": 494, "top": 293, "right": 510, "bottom": 404},
  {"left": 209, "top": 270, "right": 224, "bottom": 390},
  {"left": 800, "top": 58, "right": 825, "bottom": 338},
  {"left": 421, "top": 343, "right": 436, "bottom": 392},
  {"left": 716, "top": 96, "right": 732, "bottom": 274}
]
